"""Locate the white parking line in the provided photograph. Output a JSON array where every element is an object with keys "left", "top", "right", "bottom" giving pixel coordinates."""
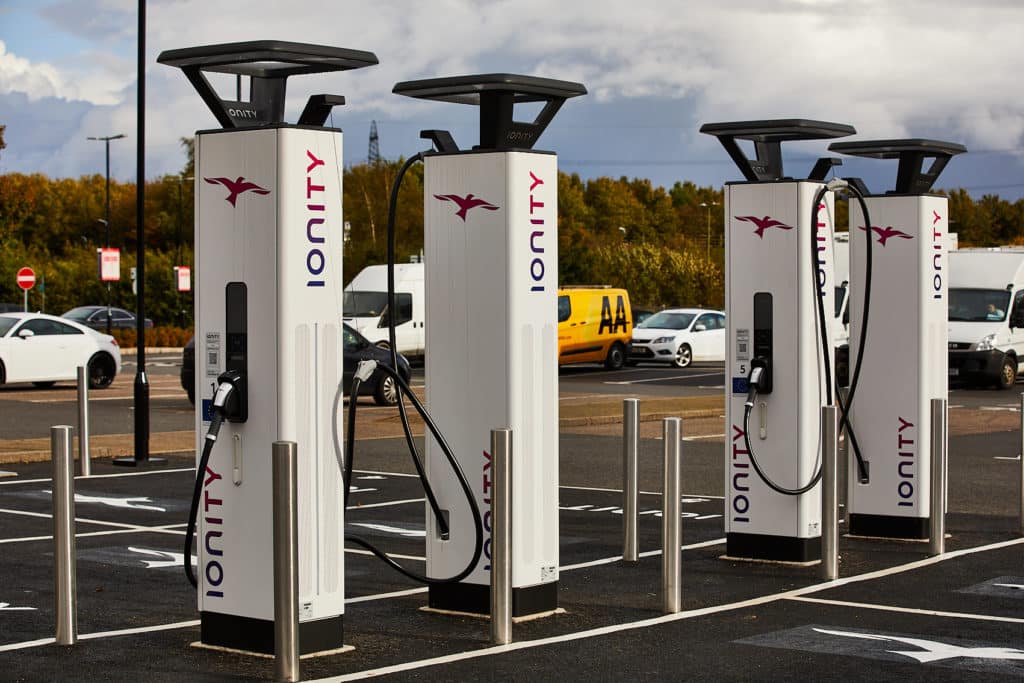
[
  {"left": 0, "top": 467, "right": 195, "bottom": 486},
  {"left": 604, "top": 371, "right": 723, "bottom": 386},
  {"left": 788, "top": 596, "right": 1024, "bottom": 624},
  {"left": 309, "top": 536, "right": 1024, "bottom": 682}
]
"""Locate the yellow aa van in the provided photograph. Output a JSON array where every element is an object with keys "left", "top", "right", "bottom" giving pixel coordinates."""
[{"left": 557, "top": 287, "right": 633, "bottom": 370}]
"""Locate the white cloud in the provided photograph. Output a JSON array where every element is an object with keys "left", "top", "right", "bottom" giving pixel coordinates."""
[{"left": 1, "top": 0, "right": 1023, "bottom": 193}]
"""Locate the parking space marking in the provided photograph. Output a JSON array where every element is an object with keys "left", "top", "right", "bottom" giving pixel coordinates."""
[
  {"left": 348, "top": 498, "right": 425, "bottom": 511},
  {"left": 0, "top": 523, "right": 185, "bottom": 546},
  {"left": 604, "top": 372, "right": 723, "bottom": 386},
  {"left": 788, "top": 596, "right": 1024, "bottom": 624},
  {"left": 309, "top": 536, "right": 1024, "bottom": 682},
  {"left": 42, "top": 491, "right": 167, "bottom": 512},
  {"left": 0, "top": 467, "right": 195, "bottom": 487},
  {"left": 0, "top": 507, "right": 185, "bottom": 535},
  {"left": 0, "top": 602, "right": 36, "bottom": 611}
]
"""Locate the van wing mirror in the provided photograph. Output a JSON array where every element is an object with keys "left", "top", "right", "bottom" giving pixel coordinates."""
[
  {"left": 1012, "top": 310, "right": 1024, "bottom": 329},
  {"left": 694, "top": 323, "right": 707, "bottom": 332}
]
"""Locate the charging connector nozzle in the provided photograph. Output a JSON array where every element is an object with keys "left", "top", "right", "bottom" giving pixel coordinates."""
[
  {"left": 354, "top": 360, "right": 378, "bottom": 383},
  {"left": 745, "top": 365, "right": 765, "bottom": 408}
]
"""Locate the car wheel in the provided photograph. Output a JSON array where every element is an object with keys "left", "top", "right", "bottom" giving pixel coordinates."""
[
  {"left": 997, "top": 355, "right": 1017, "bottom": 390},
  {"left": 373, "top": 374, "right": 400, "bottom": 406},
  {"left": 673, "top": 343, "right": 693, "bottom": 368},
  {"left": 0, "top": 360, "right": 5, "bottom": 384},
  {"left": 604, "top": 342, "right": 626, "bottom": 370},
  {"left": 88, "top": 353, "right": 116, "bottom": 390},
  {"left": 186, "top": 386, "right": 195, "bottom": 405}
]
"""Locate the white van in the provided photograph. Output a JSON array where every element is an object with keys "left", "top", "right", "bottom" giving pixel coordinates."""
[
  {"left": 948, "top": 248, "right": 1024, "bottom": 389},
  {"left": 343, "top": 263, "right": 424, "bottom": 358}
]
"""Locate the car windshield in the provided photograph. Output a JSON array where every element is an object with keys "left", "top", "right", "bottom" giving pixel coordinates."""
[
  {"left": 62, "top": 306, "right": 98, "bottom": 321},
  {"left": 343, "top": 291, "right": 388, "bottom": 318},
  {"left": 0, "top": 316, "right": 17, "bottom": 336},
  {"left": 948, "top": 289, "right": 1011, "bottom": 322},
  {"left": 638, "top": 311, "right": 695, "bottom": 330}
]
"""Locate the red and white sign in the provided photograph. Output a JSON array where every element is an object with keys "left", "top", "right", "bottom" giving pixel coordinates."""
[
  {"left": 16, "top": 267, "right": 35, "bottom": 290},
  {"left": 174, "top": 266, "right": 191, "bottom": 292},
  {"left": 98, "top": 248, "right": 120, "bottom": 282}
]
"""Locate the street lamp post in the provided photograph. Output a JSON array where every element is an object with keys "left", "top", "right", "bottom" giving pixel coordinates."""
[
  {"left": 88, "top": 134, "right": 125, "bottom": 334},
  {"left": 700, "top": 200, "right": 719, "bottom": 262}
]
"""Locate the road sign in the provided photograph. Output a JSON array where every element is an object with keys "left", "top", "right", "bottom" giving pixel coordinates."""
[
  {"left": 16, "top": 267, "right": 35, "bottom": 290},
  {"left": 98, "top": 248, "right": 120, "bottom": 282},
  {"left": 174, "top": 266, "right": 191, "bottom": 292}
]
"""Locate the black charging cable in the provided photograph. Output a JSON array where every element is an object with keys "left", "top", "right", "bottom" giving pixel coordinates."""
[
  {"left": 741, "top": 363, "right": 822, "bottom": 495},
  {"left": 340, "top": 150, "right": 486, "bottom": 585},
  {"left": 811, "top": 180, "right": 872, "bottom": 484},
  {"left": 183, "top": 370, "right": 244, "bottom": 588}
]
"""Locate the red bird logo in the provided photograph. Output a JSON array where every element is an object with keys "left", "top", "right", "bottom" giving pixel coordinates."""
[
  {"left": 204, "top": 176, "right": 271, "bottom": 206},
  {"left": 434, "top": 193, "right": 500, "bottom": 222},
  {"left": 735, "top": 215, "right": 794, "bottom": 239},
  {"left": 859, "top": 225, "right": 914, "bottom": 246}
]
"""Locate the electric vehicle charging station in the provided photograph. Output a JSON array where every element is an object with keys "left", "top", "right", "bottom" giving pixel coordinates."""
[
  {"left": 392, "top": 74, "right": 586, "bottom": 616},
  {"left": 700, "top": 119, "right": 855, "bottom": 563},
  {"left": 158, "top": 41, "right": 378, "bottom": 655},
  {"left": 828, "top": 139, "right": 966, "bottom": 539}
]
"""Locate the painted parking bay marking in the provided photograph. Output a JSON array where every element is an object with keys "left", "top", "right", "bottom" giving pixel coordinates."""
[
  {"left": 43, "top": 491, "right": 166, "bottom": 512},
  {"left": 561, "top": 499, "right": 721, "bottom": 521},
  {"left": 737, "top": 624, "right": 1024, "bottom": 676},
  {"left": 0, "top": 602, "right": 36, "bottom": 611}
]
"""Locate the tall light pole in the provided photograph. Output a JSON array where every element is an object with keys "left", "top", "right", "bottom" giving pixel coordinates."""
[
  {"left": 700, "top": 200, "right": 719, "bottom": 262},
  {"left": 88, "top": 133, "right": 125, "bottom": 334}
]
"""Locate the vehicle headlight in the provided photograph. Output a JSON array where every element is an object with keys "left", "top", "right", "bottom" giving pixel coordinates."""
[
  {"left": 652, "top": 336, "right": 674, "bottom": 344},
  {"left": 977, "top": 333, "right": 998, "bottom": 351}
]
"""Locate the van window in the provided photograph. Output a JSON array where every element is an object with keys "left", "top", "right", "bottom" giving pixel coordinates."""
[
  {"left": 379, "top": 293, "right": 413, "bottom": 327},
  {"left": 343, "top": 291, "right": 388, "bottom": 317},
  {"left": 948, "top": 289, "right": 1011, "bottom": 322},
  {"left": 558, "top": 295, "right": 571, "bottom": 323}
]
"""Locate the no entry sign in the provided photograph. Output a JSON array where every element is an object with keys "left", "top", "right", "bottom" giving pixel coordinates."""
[{"left": 16, "top": 267, "right": 35, "bottom": 290}]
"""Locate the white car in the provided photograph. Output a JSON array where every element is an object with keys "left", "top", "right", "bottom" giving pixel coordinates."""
[
  {"left": 0, "top": 312, "right": 122, "bottom": 389},
  {"left": 629, "top": 308, "right": 726, "bottom": 368}
]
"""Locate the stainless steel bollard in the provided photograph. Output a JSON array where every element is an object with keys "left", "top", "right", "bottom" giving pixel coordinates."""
[
  {"left": 52, "top": 425, "right": 77, "bottom": 645},
  {"left": 821, "top": 406, "right": 839, "bottom": 580},
  {"left": 272, "top": 442, "right": 300, "bottom": 682},
  {"left": 490, "top": 428, "right": 513, "bottom": 645},
  {"left": 623, "top": 398, "right": 639, "bottom": 563},
  {"left": 661, "top": 417, "right": 682, "bottom": 614},
  {"left": 929, "top": 399, "right": 947, "bottom": 555},
  {"left": 76, "top": 366, "right": 90, "bottom": 477}
]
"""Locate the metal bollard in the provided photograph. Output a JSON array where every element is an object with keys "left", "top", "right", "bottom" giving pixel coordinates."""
[
  {"left": 820, "top": 405, "right": 839, "bottom": 580},
  {"left": 52, "top": 425, "right": 77, "bottom": 645},
  {"left": 623, "top": 399, "right": 639, "bottom": 563},
  {"left": 661, "top": 417, "right": 682, "bottom": 614},
  {"left": 929, "top": 399, "right": 947, "bottom": 555},
  {"left": 490, "top": 428, "right": 513, "bottom": 645},
  {"left": 76, "top": 366, "right": 90, "bottom": 477},
  {"left": 272, "top": 442, "right": 300, "bottom": 682}
]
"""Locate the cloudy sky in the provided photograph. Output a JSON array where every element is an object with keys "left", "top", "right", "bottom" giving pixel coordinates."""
[{"left": 1, "top": 0, "right": 1023, "bottom": 199}]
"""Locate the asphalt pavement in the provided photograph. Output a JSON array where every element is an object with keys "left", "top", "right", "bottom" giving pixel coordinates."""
[{"left": 2, "top": 359, "right": 1024, "bottom": 680}]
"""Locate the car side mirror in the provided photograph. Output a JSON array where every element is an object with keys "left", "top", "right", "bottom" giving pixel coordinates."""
[
  {"left": 694, "top": 323, "right": 707, "bottom": 332},
  {"left": 1012, "top": 311, "right": 1024, "bottom": 329},
  {"left": 17, "top": 329, "right": 35, "bottom": 339}
]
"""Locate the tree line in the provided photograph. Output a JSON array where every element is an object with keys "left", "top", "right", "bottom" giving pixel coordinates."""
[{"left": 2, "top": 136, "right": 1023, "bottom": 321}]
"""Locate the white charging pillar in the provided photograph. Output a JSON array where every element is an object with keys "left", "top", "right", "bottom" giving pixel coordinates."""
[
  {"left": 702, "top": 120, "right": 855, "bottom": 562},
  {"left": 830, "top": 139, "right": 966, "bottom": 539},
  {"left": 159, "top": 42, "right": 378, "bottom": 655},
  {"left": 394, "top": 74, "right": 585, "bottom": 616}
]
